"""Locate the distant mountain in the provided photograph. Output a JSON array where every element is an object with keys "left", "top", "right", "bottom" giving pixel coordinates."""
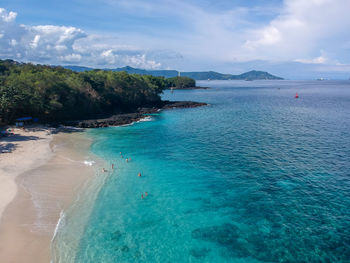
[
  {"left": 180, "top": 70, "right": 283, "bottom": 80},
  {"left": 113, "top": 66, "right": 179, "bottom": 78},
  {"left": 64, "top": 66, "right": 283, "bottom": 80},
  {"left": 64, "top": 65, "right": 94, "bottom": 72}
]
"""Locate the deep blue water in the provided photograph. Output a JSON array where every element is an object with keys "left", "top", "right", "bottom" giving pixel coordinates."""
[{"left": 62, "top": 80, "right": 350, "bottom": 262}]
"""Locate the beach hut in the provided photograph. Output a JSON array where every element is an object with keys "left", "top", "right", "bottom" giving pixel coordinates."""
[{"left": 15, "top": 117, "right": 33, "bottom": 127}]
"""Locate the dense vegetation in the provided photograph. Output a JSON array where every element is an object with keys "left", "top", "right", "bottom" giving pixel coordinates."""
[
  {"left": 167, "top": 76, "right": 196, "bottom": 89},
  {"left": 0, "top": 60, "right": 196, "bottom": 125}
]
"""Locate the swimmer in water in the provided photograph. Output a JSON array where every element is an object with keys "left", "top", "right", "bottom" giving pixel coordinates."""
[
  {"left": 112, "top": 164, "right": 114, "bottom": 169},
  {"left": 126, "top": 158, "right": 128, "bottom": 163},
  {"left": 141, "top": 194, "right": 144, "bottom": 199},
  {"left": 138, "top": 173, "right": 141, "bottom": 177},
  {"left": 102, "top": 168, "right": 106, "bottom": 172},
  {"left": 145, "top": 192, "right": 148, "bottom": 196}
]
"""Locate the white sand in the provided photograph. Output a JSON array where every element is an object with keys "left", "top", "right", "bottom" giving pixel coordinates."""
[
  {"left": 0, "top": 127, "right": 95, "bottom": 263},
  {"left": 0, "top": 126, "right": 54, "bottom": 221}
]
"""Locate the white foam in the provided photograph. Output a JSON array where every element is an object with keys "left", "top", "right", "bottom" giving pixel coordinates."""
[
  {"left": 138, "top": 116, "right": 153, "bottom": 122},
  {"left": 118, "top": 116, "right": 153, "bottom": 127},
  {"left": 59, "top": 125, "right": 84, "bottom": 131},
  {"left": 51, "top": 168, "right": 109, "bottom": 263},
  {"left": 83, "top": 160, "right": 95, "bottom": 166},
  {"left": 52, "top": 210, "right": 65, "bottom": 242}
]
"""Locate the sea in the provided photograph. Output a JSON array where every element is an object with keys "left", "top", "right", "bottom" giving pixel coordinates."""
[{"left": 52, "top": 80, "right": 350, "bottom": 262}]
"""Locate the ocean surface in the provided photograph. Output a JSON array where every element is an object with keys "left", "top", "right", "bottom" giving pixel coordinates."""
[{"left": 53, "top": 80, "right": 350, "bottom": 262}]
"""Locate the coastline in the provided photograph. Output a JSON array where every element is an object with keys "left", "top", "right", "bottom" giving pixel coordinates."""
[
  {"left": 167, "top": 86, "right": 210, "bottom": 90},
  {"left": 0, "top": 128, "right": 96, "bottom": 262},
  {"left": 0, "top": 101, "right": 207, "bottom": 262},
  {"left": 62, "top": 100, "right": 207, "bottom": 128},
  {"left": 0, "top": 127, "right": 54, "bottom": 221}
]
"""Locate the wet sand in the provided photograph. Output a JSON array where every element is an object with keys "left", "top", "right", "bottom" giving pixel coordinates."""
[{"left": 0, "top": 129, "right": 95, "bottom": 263}]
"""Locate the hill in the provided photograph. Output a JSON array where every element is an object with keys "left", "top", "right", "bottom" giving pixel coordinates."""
[
  {"left": 64, "top": 66, "right": 283, "bottom": 80},
  {"left": 0, "top": 60, "right": 173, "bottom": 124}
]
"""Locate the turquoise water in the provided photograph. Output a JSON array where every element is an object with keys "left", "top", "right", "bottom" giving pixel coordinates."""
[{"left": 70, "top": 81, "right": 350, "bottom": 262}]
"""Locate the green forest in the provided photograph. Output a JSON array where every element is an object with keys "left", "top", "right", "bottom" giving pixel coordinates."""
[
  {"left": 167, "top": 76, "right": 196, "bottom": 89},
  {"left": 0, "top": 60, "right": 196, "bottom": 125}
]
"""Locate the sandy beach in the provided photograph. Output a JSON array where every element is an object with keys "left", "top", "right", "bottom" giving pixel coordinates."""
[{"left": 0, "top": 127, "right": 95, "bottom": 263}]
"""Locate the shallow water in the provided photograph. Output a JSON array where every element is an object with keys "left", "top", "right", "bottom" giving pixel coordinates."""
[{"left": 57, "top": 80, "right": 350, "bottom": 262}]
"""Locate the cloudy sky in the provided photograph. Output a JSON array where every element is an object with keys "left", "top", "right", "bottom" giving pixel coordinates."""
[{"left": 1, "top": 0, "right": 350, "bottom": 78}]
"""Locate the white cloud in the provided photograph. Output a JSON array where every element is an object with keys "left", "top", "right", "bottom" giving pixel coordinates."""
[
  {"left": 59, "top": 53, "right": 82, "bottom": 63},
  {"left": 242, "top": 0, "right": 350, "bottom": 62},
  {"left": 0, "top": 8, "right": 16, "bottom": 22},
  {"left": 124, "top": 54, "right": 161, "bottom": 69},
  {"left": 295, "top": 56, "right": 326, "bottom": 64},
  {"left": 102, "top": 0, "right": 350, "bottom": 70},
  {"left": 10, "top": 39, "right": 17, "bottom": 46},
  {"left": 54, "top": 45, "right": 68, "bottom": 51},
  {"left": 1, "top": 1, "right": 350, "bottom": 74},
  {"left": 245, "top": 26, "right": 282, "bottom": 49},
  {"left": 101, "top": 49, "right": 116, "bottom": 64},
  {"left": 0, "top": 7, "right": 162, "bottom": 69},
  {"left": 30, "top": 35, "right": 40, "bottom": 49}
]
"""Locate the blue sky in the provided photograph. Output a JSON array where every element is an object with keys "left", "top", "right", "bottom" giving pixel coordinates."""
[{"left": 1, "top": 0, "right": 350, "bottom": 79}]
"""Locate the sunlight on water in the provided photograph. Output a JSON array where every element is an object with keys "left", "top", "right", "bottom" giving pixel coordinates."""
[{"left": 55, "top": 80, "right": 350, "bottom": 262}]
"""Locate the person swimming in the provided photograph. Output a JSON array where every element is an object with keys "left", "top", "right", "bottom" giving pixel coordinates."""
[
  {"left": 112, "top": 164, "right": 114, "bottom": 169},
  {"left": 138, "top": 173, "right": 141, "bottom": 177},
  {"left": 145, "top": 192, "right": 148, "bottom": 196}
]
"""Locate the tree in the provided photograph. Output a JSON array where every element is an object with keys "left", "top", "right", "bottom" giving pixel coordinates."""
[{"left": 167, "top": 76, "right": 196, "bottom": 89}]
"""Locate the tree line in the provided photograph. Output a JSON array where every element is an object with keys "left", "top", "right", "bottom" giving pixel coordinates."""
[{"left": 0, "top": 60, "right": 196, "bottom": 124}]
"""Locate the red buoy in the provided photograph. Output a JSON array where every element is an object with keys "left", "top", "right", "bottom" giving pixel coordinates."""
[{"left": 295, "top": 93, "right": 299, "bottom": 98}]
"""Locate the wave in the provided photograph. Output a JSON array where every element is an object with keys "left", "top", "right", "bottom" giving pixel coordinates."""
[
  {"left": 52, "top": 210, "right": 65, "bottom": 242},
  {"left": 119, "top": 116, "right": 154, "bottom": 127},
  {"left": 137, "top": 116, "right": 153, "bottom": 122},
  {"left": 83, "top": 160, "right": 95, "bottom": 166}
]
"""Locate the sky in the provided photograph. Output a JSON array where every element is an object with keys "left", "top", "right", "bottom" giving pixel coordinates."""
[{"left": 1, "top": 0, "right": 350, "bottom": 79}]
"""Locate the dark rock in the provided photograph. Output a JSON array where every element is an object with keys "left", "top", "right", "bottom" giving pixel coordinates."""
[
  {"left": 120, "top": 245, "right": 130, "bottom": 252},
  {"left": 61, "top": 100, "right": 207, "bottom": 128},
  {"left": 191, "top": 223, "right": 251, "bottom": 258},
  {"left": 190, "top": 248, "right": 211, "bottom": 258},
  {"left": 161, "top": 100, "right": 207, "bottom": 110},
  {"left": 110, "top": 230, "right": 123, "bottom": 242},
  {"left": 192, "top": 223, "right": 240, "bottom": 246}
]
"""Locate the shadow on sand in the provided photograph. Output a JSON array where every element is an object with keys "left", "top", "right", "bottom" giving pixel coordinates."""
[{"left": 0, "top": 142, "right": 17, "bottom": 153}]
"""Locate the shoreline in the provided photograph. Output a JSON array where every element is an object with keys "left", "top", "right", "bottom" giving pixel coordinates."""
[
  {"left": 0, "top": 128, "right": 96, "bottom": 262},
  {"left": 0, "top": 127, "right": 54, "bottom": 221},
  {"left": 0, "top": 101, "right": 207, "bottom": 262},
  {"left": 167, "top": 86, "right": 210, "bottom": 90},
  {"left": 61, "top": 100, "right": 207, "bottom": 128}
]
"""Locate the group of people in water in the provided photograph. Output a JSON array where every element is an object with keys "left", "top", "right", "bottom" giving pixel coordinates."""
[{"left": 101, "top": 152, "right": 147, "bottom": 199}]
